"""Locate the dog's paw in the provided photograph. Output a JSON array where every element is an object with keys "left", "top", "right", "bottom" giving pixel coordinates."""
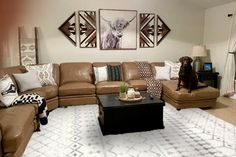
[{"left": 176, "top": 88, "right": 180, "bottom": 91}]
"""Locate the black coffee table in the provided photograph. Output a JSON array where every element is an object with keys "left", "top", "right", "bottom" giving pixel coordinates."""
[{"left": 97, "top": 93, "right": 165, "bottom": 135}]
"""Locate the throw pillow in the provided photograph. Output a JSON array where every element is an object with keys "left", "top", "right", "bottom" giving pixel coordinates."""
[
  {"left": 13, "top": 71, "right": 42, "bottom": 92},
  {"left": 155, "top": 66, "right": 171, "bottom": 80},
  {"left": 107, "top": 65, "right": 121, "bottom": 81},
  {"left": 0, "top": 75, "right": 18, "bottom": 107},
  {"left": 25, "top": 63, "right": 56, "bottom": 86},
  {"left": 93, "top": 66, "right": 108, "bottom": 84},
  {"left": 164, "top": 60, "right": 181, "bottom": 79}
]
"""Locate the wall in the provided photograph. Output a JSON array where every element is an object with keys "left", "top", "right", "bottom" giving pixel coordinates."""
[
  {"left": 0, "top": 0, "right": 29, "bottom": 67},
  {"left": 204, "top": 2, "right": 236, "bottom": 76},
  {"left": 0, "top": 0, "right": 205, "bottom": 66}
]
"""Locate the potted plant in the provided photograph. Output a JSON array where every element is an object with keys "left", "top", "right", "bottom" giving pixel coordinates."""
[{"left": 119, "top": 82, "right": 128, "bottom": 98}]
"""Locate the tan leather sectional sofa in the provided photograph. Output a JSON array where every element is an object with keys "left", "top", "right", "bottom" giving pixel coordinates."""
[{"left": 0, "top": 62, "right": 220, "bottom": 157}]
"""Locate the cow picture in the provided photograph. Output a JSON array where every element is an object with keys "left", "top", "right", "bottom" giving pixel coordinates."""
[{"left": 99, "top": 9, "right": 137, "bottom": 50}]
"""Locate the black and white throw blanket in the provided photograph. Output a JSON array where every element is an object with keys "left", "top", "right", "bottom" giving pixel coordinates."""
[
  {"left": 135, "top": 62, "right": 162, "bottom": 98},
  {"left": 12, "top": 93, "right": 48, "bottom": 125}
]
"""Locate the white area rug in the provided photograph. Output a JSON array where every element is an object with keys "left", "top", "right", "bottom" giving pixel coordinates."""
[{"left": 23, "top": 104, "right": 236, "bottom": 157}]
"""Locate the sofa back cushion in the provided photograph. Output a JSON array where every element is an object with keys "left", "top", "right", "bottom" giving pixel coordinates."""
[
  {"left": 60, "top": 63, "right": 93, "bottom": 85},
  {"left": 122, "top": 62, "right": 140, "bottom": 81},
  {"left": 0, "top": 66, "right": 26, "bottom": 78},
  {"left": 92, "top": 62, "right": 121, "bottom": 67}
]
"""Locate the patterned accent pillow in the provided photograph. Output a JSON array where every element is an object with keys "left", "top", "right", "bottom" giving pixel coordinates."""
[
  {"left": 164, "top": 60, "right": 181, "bottom": 79},
  {"left": 93, "top": 66, "right": 108, "bottom": 84},
  {"left": 155, "top": 66, "right": 171, "bottom": 80},
  {"left": 25, "top": 63, "right": 56, "bottom": 86},
  {"left": 136, "top": 62, "right": 153, "bottom": 78},
  {"left": 107, "top": 65, "right": 121, "bottom": 81},
  {"left": 0, "top": 75, "right": 19, "bottom": 107},
  {"left": 13, "top": 71, "right": 42, "bottom": 92}
]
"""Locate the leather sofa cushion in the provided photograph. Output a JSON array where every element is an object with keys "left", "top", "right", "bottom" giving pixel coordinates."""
[
  {"left": 0, "top": 66, "right": 26, "bottom": 78},
  {"left": 0, "top": 105, "right": 37, "bottom": 153},
  {"left": 60, "top": 63, "right": 93, "bottom": 85},
  {"left": 23, "top": 85, "right": 58, "bottom": 100},
  {"left": 122, "top": 62, "right": 140, "bottom": 81},
  {"left": 162, "top": 80, "right": 220, "bottom": 101},
  {"left": 127, "top": 80, "right": 147, "bottom": 91},
  {"left": 96, "top": 81, "right": 125, "bottom": 94},
  {"left": 59, "top": 82, "right": 95, "bottom": 96},
  {"left": 93, "top": 62, "right": 121, "bottom": 67}
]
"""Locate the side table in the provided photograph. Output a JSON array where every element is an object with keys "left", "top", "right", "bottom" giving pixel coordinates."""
[{"left": 197, "top": 71, "right": 219, "bottom": 88}]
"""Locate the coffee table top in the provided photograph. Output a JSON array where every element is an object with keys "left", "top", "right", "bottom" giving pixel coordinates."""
[{"left": 98, "top": 93, "right": 164, "bottom": 109}]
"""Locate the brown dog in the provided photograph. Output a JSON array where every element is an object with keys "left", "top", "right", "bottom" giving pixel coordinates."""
[{"left": 176, "top": 56, "right": 200, "bottom": 93}]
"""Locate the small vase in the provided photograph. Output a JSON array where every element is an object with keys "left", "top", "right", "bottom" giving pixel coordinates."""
[{"left": 119, "top": 92, "right": 126, "bottom": 99}]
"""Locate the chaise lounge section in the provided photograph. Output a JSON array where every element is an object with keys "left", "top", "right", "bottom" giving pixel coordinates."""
[{"left": 162, "top": 80, "right": 220, "bottom": 110}]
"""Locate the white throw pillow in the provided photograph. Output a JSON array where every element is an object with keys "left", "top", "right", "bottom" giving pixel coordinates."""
[
  {"left": 0, "top": 75, "right": 19, "bottom": 107},
  {"left": 164, "top": 60, "right": 181, "bottom": 79},
  {"left": 93, "top": 66, "right": 108, "bottom": 84},
  {"left": 25, "top": 63, "right": 56, "bottom": 86},
  {"left": 13, "top": 71, "right": 42, "bottom": 92},
  {"left": 155, "top": 66, "right": 171, "bottom": 80}
]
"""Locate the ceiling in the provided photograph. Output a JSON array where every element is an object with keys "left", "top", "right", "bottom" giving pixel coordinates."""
[{"left": 185, "top": 0, "right": 236, "bottom": 9}]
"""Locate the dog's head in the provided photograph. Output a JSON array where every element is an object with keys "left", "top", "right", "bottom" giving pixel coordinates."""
[{"left": 179, "top": 56, "right": 193, "bottom": 68}]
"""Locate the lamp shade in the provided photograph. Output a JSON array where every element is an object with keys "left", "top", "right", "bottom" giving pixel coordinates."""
[{"left": 192, "top": 45, "right": 207, "bottom": 57}]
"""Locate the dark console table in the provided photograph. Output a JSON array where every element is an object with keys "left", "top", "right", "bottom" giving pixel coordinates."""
[
  {"left": 197, "top": 71, "right": 219, "bottom": 88},
  {"left": 97, "top": 93, "right": 165, "bottom": 135}
]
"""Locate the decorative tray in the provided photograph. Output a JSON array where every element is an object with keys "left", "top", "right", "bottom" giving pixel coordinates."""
[{"left": 118, "top": 96, "right": 145, "bottom": 102}]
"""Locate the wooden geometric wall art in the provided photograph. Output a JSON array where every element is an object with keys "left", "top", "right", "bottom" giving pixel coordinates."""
[
  {"left": 59, "top": 12, "right": 76, "bottom": 46},
  {"left": 139, "top": 13, "right": 155, "bottom": 48},
  {"left": 78, "top": 11, "right": 97, "bottom": 48},
  {"left": 18, "top": 27, "right": 39, "bottom": 66},
  {"left": 156, "top": 15, "right": 171, "bottom": 46}
]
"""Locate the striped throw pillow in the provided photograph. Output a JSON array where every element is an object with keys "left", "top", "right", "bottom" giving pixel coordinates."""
[{"left": 107, "top": 65, "right": 121, "bottom": 81}]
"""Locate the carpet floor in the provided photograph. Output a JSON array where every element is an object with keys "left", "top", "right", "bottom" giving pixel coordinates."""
[{"left": 23, "top": 103, "right": 236, "bottom": 157}]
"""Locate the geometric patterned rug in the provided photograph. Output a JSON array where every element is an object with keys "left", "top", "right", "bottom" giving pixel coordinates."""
[{"left": 23, "top": 103, "right": 236, "bottom": 157}]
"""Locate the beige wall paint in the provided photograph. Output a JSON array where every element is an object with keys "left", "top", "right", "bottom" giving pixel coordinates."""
[
  {"left": 2, "top": 0, "right": 204, "bottom": 66},
  {"left": 204, "top": 2, "right": 236, "bottom": 76}
]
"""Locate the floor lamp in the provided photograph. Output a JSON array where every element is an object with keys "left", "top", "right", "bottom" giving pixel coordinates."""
[{"left": 192, "top": 45, "right": 207, "bottom": 72}]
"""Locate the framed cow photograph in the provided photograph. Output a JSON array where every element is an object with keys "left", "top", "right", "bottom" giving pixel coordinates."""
[{"left": 99, "top": 9, "right": 137, "bottom": 50}]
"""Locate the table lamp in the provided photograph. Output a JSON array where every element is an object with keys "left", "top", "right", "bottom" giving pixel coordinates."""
[{"left": 191, "top": 45, "right": 207, "bottom": 72}]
